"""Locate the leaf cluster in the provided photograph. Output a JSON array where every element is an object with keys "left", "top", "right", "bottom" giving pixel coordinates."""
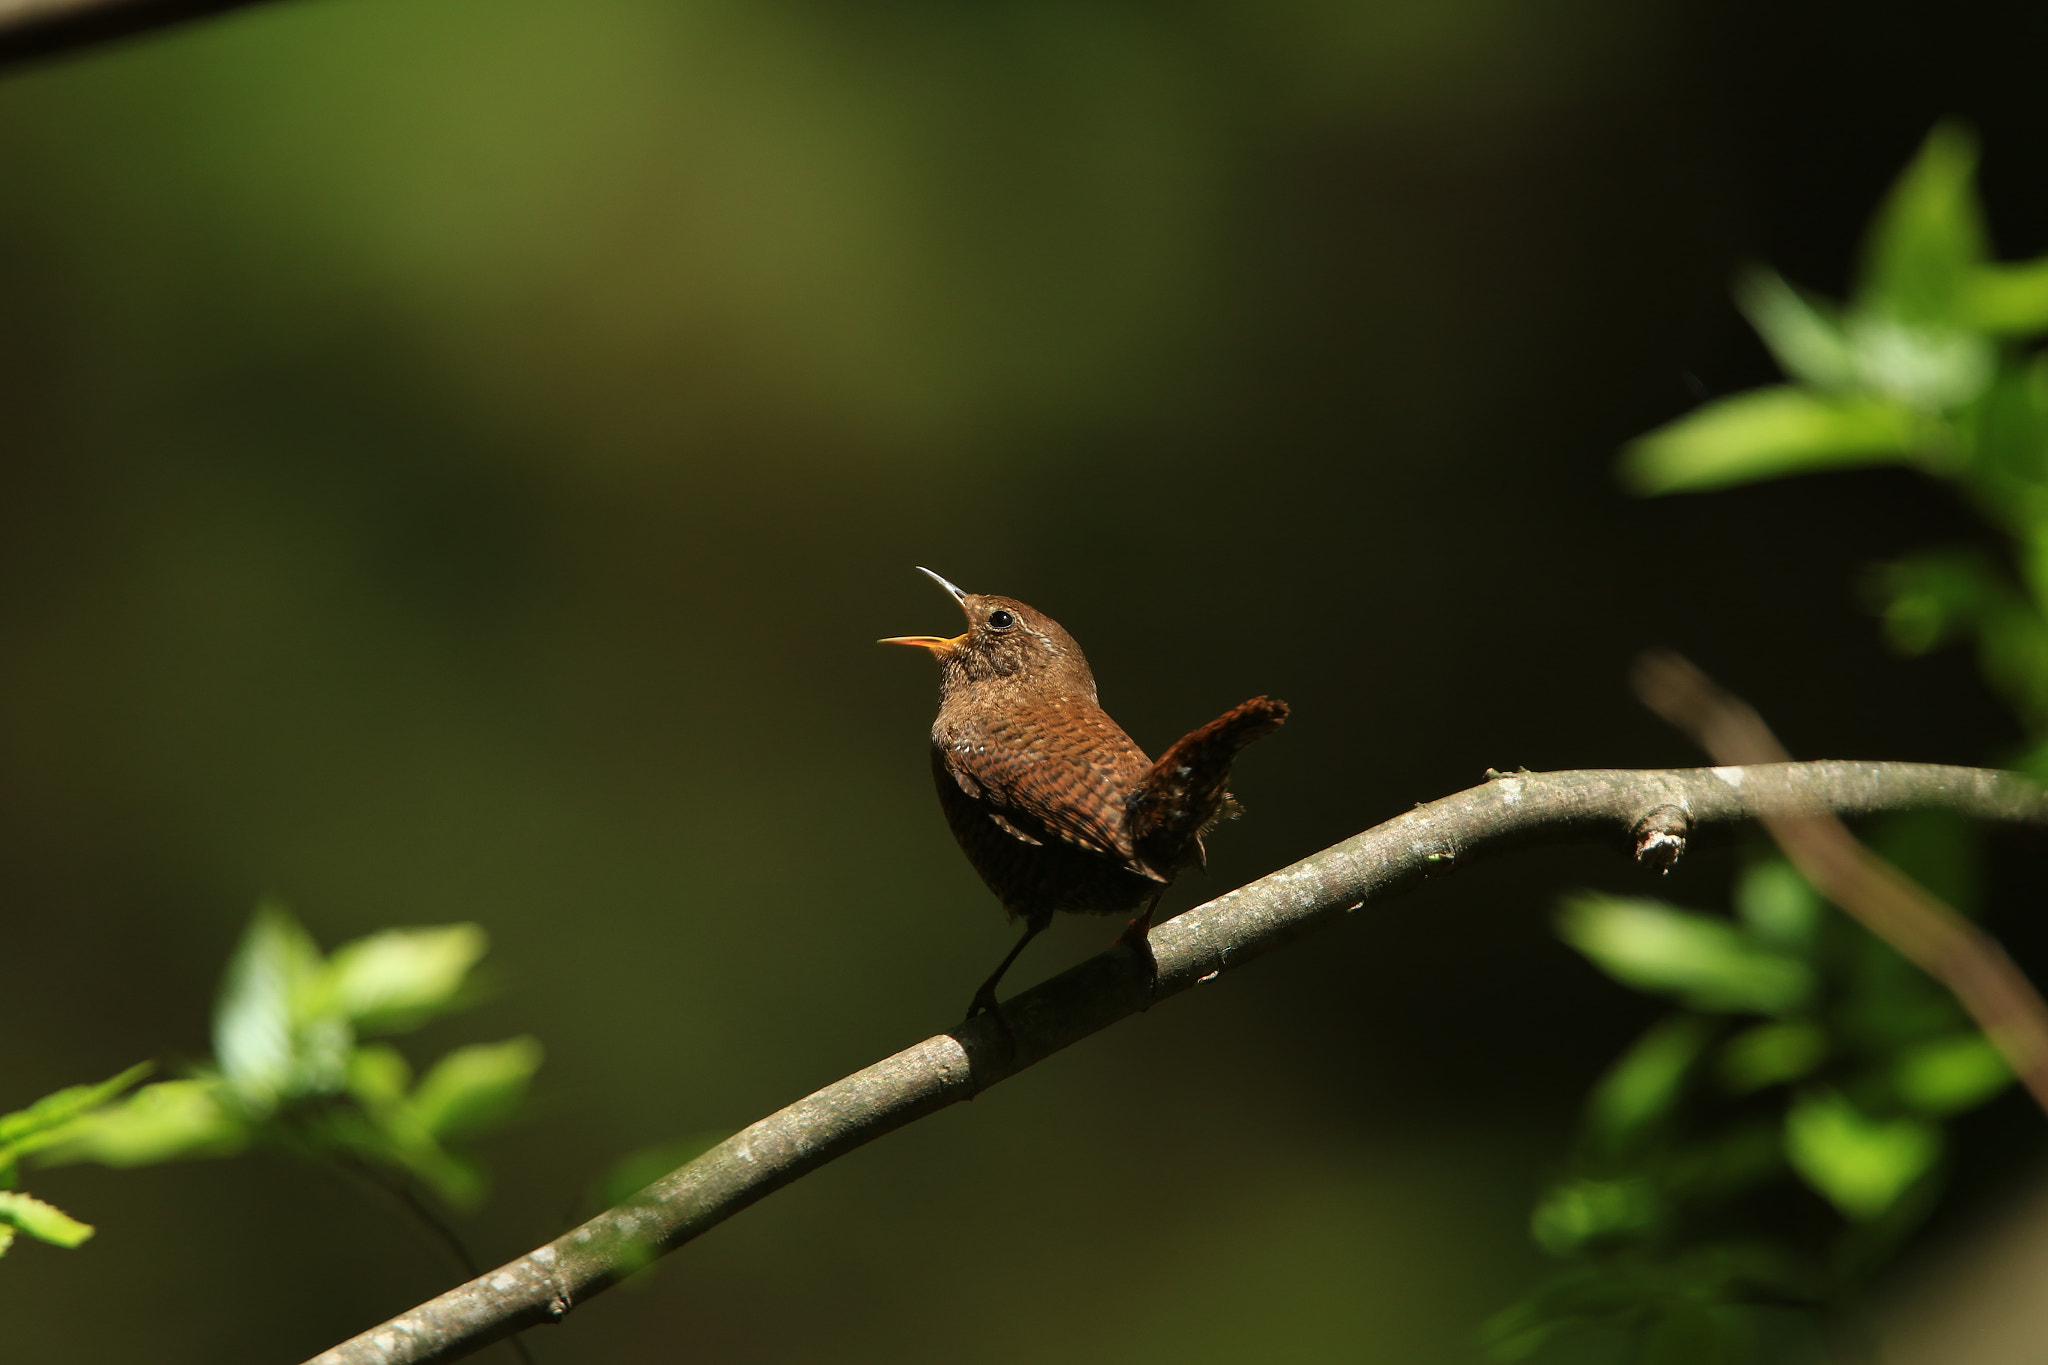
[
  {"left": 34, "top": 901, "right": 542, "bottom": 1213},
  {"left": 0, "top": 1065, "right": 150, "bottom": 1257},
  {"left": 1626, "top": 123, "right": 2048, "bottom": 764},
  {"left": 1491, "top": 819, "right": 2007, "bottom": 1363},
  {"left": 1493, "top": 122, "right": 2048, "bottom": 1363}
]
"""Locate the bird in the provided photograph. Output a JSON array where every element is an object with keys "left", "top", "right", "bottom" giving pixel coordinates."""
[{"left": 881, "top": 567, "right": 1289, "bottom": 1019}]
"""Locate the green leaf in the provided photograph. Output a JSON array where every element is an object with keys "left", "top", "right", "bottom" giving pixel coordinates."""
[
  {"left": 1859, "top": 122, "right": 1987, "bottom": 328},
  {"left": 1841, "top": 310, "right": 1993, "bottom": 412},
  {"left": 1736, "top": 269, "right": 1854, "bottom": 389},
  {"left": 214, "top": 902, "right": 334, "bottom": 1113},
  {"left": 0, "top": 1064, "right": 152, "bottom": 1156},
  {"left": 1719, "top": 1021, "right": 1826, "bottom": 1094},
  {"left": 1784, "top": 1090, "right": 1939, "bottom": 1220},
  {"left": 1531, "top": 1176, "right": 1659, "bottom": 1255},
  {"left": 0, "top": 1191, "right": 94, "bottom": 1249},
  {"left": 323, "top": 924, "right": 487, "bottom": 1035},
  {"left": 1622, "top": 387, "right": 1916, "bottom": 494},
  {"left": 1559, "top": 894, "right": 1813, "bottom": 1013},
  {"left": 35, "top": 1079, "right": 249, "bottom": 1169},
  {"left": 409, "top": 1038, "right": 543, "bottom": 1142},
  {"left": 1958, "top": 360, "right": 2048, "bottom": 512},
  {"left": 1586, "top": 1015, "right": 1714, "bottom": 1145},
  {"left": 345, "top": 1044, "right": 414, "bottom": 1111},
  {"left": 1733, "top": 858, "right": 1821, "bottom": 949},
  {"left": 1964, "top": 256, "right": 2048, "bottom": 334},
  {"left": 1894, "top": 1033, "right": 2011, "bottom": 1115}
]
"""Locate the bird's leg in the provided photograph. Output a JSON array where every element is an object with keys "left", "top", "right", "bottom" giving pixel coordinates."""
[
  {"left": 1114, "top": 890, "right": 1166, "bottom": 1009},
  {"left": 965, "top": 914, "right": 1050, "bottom": 1021},
  {"left": 1113, "top": 889, "right": 1166, "bottom": 951}
]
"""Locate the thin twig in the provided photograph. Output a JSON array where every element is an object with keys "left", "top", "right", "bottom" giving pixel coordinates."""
[
  {"left": 302, "top": 760, "right": 2047, "bottom": 1365},
  {"left": 334, "top": 1154, "right": 541, "bottom": 1365},
  {"left": 1633, "top": 651, "right": 2048, "bottom": 1114}
]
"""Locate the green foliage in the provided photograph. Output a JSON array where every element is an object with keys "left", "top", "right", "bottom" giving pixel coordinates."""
[
  {"left": 0, "top": 1066, "right": 150, "bottom": 1258},
  {"left": 1623, "top": 121, "right": 2048, "bottom": 773},
  {"left": 1496, "top": 836, "right": 1996, "bottom": 1360},
  {"left": 1558, "top": 896, "right": 1812, "bottom": 1014},
  {"left": 1500, "top": 123, "right": 2048, "bottom": 1361},
  {"left": 39, "top": 903, "right": 540, "bottom": 1212}
]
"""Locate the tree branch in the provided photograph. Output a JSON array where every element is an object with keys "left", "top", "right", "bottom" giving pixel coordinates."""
[
  {"left": 1635, "top": 652, "right": 2048, "bottom": 1112},
  {"left": 305, "top": 761, "right": 2047, "bottom": 1365},
  {"left": 0, "top": 0, "right": 274, "bottom": 71}
]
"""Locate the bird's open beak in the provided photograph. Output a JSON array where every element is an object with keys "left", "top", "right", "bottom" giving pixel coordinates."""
[
  {"left": 878, "top": 633, "right": 966, "bottom": 654},
  {"left": 879, "top": 567, "right": 972, "bottom": 652}
]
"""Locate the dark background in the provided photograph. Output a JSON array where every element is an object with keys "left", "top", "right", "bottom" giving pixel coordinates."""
[{"left": 2, "top": 0, "right": 2041, "bottom": 1360}]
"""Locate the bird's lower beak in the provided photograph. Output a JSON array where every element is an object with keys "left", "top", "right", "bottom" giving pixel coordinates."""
[{"left": 878, "top": 633, "right": 966, "bottom": 654}]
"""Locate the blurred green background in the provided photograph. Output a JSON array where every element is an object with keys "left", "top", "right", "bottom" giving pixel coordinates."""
[{"left": 2, "top": 0, "right": 2043, "bottom": 1360}]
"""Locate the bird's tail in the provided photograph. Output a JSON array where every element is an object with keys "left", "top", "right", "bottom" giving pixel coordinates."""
[{"left": 1127, "top": 695, "right": 1289, "bottom": 873}]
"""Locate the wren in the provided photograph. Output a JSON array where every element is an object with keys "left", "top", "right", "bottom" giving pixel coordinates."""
[{"left": 882, "top": 567, "right": 1288, "bottom": 1019}]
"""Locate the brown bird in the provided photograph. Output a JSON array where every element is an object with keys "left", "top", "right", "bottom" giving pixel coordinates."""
[{"left": 882, "top": 567, "right": 1289, "bottom": 1019}]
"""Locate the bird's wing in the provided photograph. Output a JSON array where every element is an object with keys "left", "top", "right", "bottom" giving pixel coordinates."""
[{"left": 939, "top": 707, "right": 1158, "bottom": 877}]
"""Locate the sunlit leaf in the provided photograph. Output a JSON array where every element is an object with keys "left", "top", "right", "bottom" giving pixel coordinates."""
[
  {"left": 1560, "top": 894, "right": 1813, "bottom": 1013},
  {"left": 1894, "top": 1033, "right": 2011, "bottom": 1115},
  {"left": 35, "top": 1079, "right": 249, "bottom": 1169},
  {"left": 1622, "top": 387, "right": 1916, "bottom": 494},
  {"left": 213, "top": 902, "right": 329, "bottom": 1114},
  {"left": 345, "top": 1044, "right": 413, "bottom": 1110},
  {"left": 0, "top": 1064, "right": 152, "bottom": 1156},
  {"left": 1732, "top": 858, "right": 1821, "bottom": 949},
  {"left": 1859, "top": 121, "right": 1987, "bottom": 328},
  {"left": 1718, "top": 1021, "right": 1826, "bottom": 1094},
  {"left": 324, "top": 924, "right": 487, "bottom": 1035},
  {"left": 1784, "top": 1090, "right": 1939, "bottom": 1220},
  {"left": 1586, "top": 1015, "right": 1713, "bottom": 1146},
  {"left": 1964, "top": 256, "right": 2048, "bottom": 334},
  {"left": 409, "top": 1037, "right": 542, "bottom": 1142},
  {"left": 1842, "top": 311, "right": 1993, "bottom": 412},
  {"left": 1736, "top": 269, "right": 1853, "bottom": 389},
  {"left": 0, "top": 1191, "right": 94, "bottom": 1249}
]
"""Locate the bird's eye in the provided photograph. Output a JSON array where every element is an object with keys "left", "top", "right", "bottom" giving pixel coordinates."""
[{"left": 987, "top": 609, "right": 1016, "bottom": 631}]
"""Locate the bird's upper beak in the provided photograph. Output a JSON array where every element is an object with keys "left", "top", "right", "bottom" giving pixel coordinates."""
[{"left": 878, "top": 567, "right": 971, "bottom": 653}]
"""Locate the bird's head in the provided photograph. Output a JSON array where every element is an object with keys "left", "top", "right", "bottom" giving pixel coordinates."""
[{"left": 880, "top": 567, "right": 1097, "bottom": 701}]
